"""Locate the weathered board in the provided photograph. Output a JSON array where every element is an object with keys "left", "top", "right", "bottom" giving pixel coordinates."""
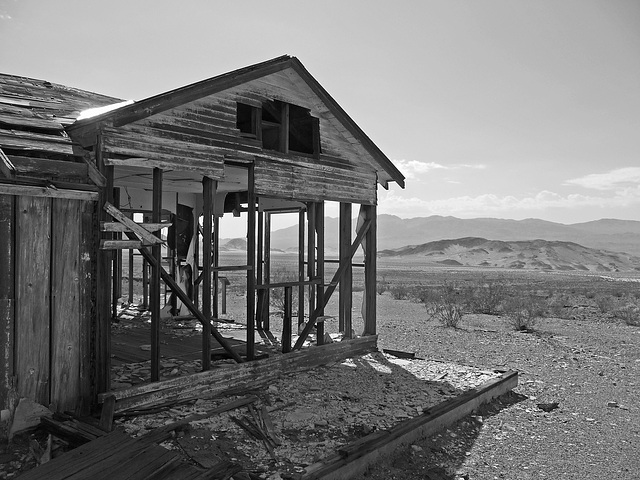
[
  {"left": 50, "top": 199, "right": 81, "bottom": 411},
  {"left": 15, "top": 195, "right": 51, "bottom": 404},
  {"left": 0, "top": 194, "right": 14, "bottom": 410}
]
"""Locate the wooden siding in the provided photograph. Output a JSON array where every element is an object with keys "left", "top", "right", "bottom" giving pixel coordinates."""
[
  {"left": 15, "top": 196, "right": 51, "bottom": 404},
  {"left": 254, "top": 157, "right": 377, "bottom": 205}
]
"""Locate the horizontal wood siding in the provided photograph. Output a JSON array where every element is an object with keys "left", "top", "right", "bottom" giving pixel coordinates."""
[
  {"left": 100, "top": 126, "right": 225, "bottom": 178},
  {"left": 255, "top": 158, "right": 376, "bottom": 204}
]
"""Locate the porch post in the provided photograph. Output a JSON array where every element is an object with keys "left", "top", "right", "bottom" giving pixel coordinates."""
[
  {"left": 362, "top": 204, "right": 377, "bottom": 335},
  {"left": 150, "top": 168, "right": 162, "bottom": 381},
  {"left": 339, "top": 202, "right": 352, "bottom": 337}
]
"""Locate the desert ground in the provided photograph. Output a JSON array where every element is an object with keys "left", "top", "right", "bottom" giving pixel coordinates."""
[{"left": 2, "top": 254, "right": 639, "bottom": 479}]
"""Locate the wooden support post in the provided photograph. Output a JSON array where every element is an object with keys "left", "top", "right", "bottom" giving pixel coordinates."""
[
  {"left": 256, "top": 209, "right": 264, "bottom": 329},
  {"left": 307, "top": 203, "right": 316, "bottom": 326},
  {"left": 263, "top": 212, "right": 271, "bottom": 331},
  {"left": 96, "top": 137, "right": 113, "bottom": 394},
  {"left": 246, "top": 165, "right": 256, "bottom": 360},
  {"left": 202, "top": 177, "right": 215, "bottom": 371},
  {"left": 221, "top": 277, "right": 228, "bottom": 314},
  {"left": 298, "top": 208, "right": 305, "bottom": 326},
  {"left": 362, "top": 205, "right": 377, "bottom": 335},
  {"left": 282, "top": 286, "right": 292, "bottom": 353},
  {"left": 213, "top": 215, "right": 219, "bottom": 320},
  {"left": 339, "top": 203, "right": 353, "bottom": 337},
  {"left": 315, "top": 202, "right": 325, "bottom": 345},
  {"left": 0, "top": 194, "right": 14, "bottom": 410},
  {"left": 193, "top": 215, "right": 200, "bottom": 309},
  {"left": 112, "top": 189, "right": 121, "bottom": 320},
  {"left": 128, "top": 243, "right": 134, "bottom": 303},
  {"left": 151, "top": 168, "right": 162, "bottom": 381},
  {"left": 142, "top": 258, "right": 148, "bottom": 309}
]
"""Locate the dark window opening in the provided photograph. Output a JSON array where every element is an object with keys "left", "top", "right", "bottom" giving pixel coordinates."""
[
  {"left": 289, "top": 104, "right": 317, "bottom": 155},
  {"left": 236, "top": 103, "right": 257, "bottom": 136}
]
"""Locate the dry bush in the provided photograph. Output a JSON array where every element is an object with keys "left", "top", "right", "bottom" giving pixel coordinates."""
[
  {"left": 614, "top": 303, "right": 640, "bottom": 326},
  {"left": 377, "top": 277, "right": 390, "bottom": 295},
  {"left": 424, "top": 283, "right": 464, "bottom": 328},
  {"left": 389, "top": 283, "right": 410, "bottom": 300},
  {"left": 465, "top": 280, "right": 506, "bottom": 315},
  {"left": 269, "top": 266, "right": 299, "bottom": 314},
  {"left": 504, "top": 294, "right": 545, "bottom": 331},
  {"left": 594, "top": 294, "right": 614, "bottom": 314},
  {"left": 546, "top": 293, "right": 571, "bottom": 319}
]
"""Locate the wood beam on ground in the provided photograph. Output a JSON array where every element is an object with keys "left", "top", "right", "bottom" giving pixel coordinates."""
[{"left": 301, "top": 370, "right": 519, "bottom": 480}]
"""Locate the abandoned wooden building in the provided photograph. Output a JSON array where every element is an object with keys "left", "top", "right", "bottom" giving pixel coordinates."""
[{"left": 0, "top": 55, "right": 405, "bottom": 418}]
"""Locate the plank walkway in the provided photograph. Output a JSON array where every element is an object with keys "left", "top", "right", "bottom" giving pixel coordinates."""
[{"left": 17, "top": 429, "right": 213, "bottom": 480}]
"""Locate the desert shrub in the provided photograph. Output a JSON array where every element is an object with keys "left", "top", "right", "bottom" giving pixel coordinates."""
[
  {"left": 594, "top": 294, "right": 614, "bottom": 314},
  {"left": 503, "top": 294, "right": 545, "bottom": 331},
  {"left": 389, "top": 283, "right": 410, "bottom": 300},
  {"left": 269, "top": 266, "right": 299, "bottom": 314},
  {"left": 409, "top": 285, "right": 436, "bottom": 304},
  {"left": 465, "top": 280, "right": 506, "bottom": 315},
  {"left": 585, "top": 291, "right": 596, "bottom": 299},
  {"left": 546, "top": 293, "right": 571, "bottom": 319},
  {"left": 425, "top": 283, "right": 464, "bottom": 328},
  {"left": 613, "top": 303, "right": 640, "bottom": 326},
  {"left": 377, "top": 277, "right": 390, "bottom": 295}
]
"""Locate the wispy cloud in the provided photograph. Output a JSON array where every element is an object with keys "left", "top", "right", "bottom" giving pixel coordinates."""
[
  {"left": 378, "top": 187, "right": 640, "bottom": 218},
  {"left": 564, "top": 167, "right": 640, "bottom": 191},
  {"left": 394, "top": 159, "right": 486, "bottom": 179},
  {"left": 0, "top": 14, "right": 12, "bottom": 20}
]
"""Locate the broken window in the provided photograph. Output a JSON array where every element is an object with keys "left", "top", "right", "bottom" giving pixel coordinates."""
[{"left": 236, "top": 100, "right": 320, "bottom": 156}]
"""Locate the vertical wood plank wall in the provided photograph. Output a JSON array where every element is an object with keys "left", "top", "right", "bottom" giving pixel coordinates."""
[
  {"left": 0, "top": 195, "right": 15, "bottom": 410},
  {"left": 50, "top": 199, "right": 81, "bottom": 411},
  {"left": 15, "top": 196, "right": 51, "bottom": 405}
]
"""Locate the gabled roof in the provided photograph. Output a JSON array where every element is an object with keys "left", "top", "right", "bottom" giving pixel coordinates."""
[{"left": 69, "top": 55, "right": 405, "bottom": 188}]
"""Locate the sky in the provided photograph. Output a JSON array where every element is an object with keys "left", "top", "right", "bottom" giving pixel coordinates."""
[{"left": 2, "top": 0, "right": 640, "bottom": 230}]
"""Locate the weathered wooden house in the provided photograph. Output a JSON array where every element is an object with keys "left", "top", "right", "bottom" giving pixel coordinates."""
[{"left": 0, "top": 56, "right": 405, "bottom": 416}]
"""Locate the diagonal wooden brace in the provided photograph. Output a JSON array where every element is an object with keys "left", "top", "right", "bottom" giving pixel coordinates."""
[
  {"left": 293, "top": 218, "right": 371, "bottom": 350},
  {"left": 124, "top": 230, "right": 244, "bottom": 363}
]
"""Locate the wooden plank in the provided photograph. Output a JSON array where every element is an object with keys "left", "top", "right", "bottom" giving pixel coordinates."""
[
  {"left": 282, "top": 286, "right": 292, "bottom": 353},
  {"left": 0, "top": 128, "right": 74, "bottom": 155},
  {"left": 315, "top": 202, "right": 325, "bottom": 345},
  {"left": 101, "top": 336, "right": 378, "bottom": 412},
  {"left": 81, "top": 153, "right": 107, "bottom": 187},
  {"left": 262, "top": 212, "right": 271, "bottom": 331},
  {"left": 50, "top": 198, "right": 82, "bottom": 412},
  {"left": 0, "top": 182, "right": 98, "bottom": 201},
  {"left": 78, "top": 198, "right": 95, "bottom": 414},
  {"left": 362, "top": 205, "right": 377, "bottom": 335},
  {"left": 246, "top": 164, "right": 256, "bottom": 359},
  {"left": 0, "top": 148, "right": 16, "bottom": 178},
  {"left": 0, "top": 112, "right": 64, "bottom": 131},
  {"left": 302, "top": 371, "right": 518, "bottom": 480},
  {"left": 339, "top": 203, "right": 352, "bottom": 336},
  {"left": 8, "top": 156, "right": 88, "bottom": 181},
  {"left": 103, "top": 202, "right": 164, "bottom": 245},
  {"left": 15, "top": 195, "right": 51, "bottom": 404},
  {"left": 202, "top": 176, "right": 215, "bottom": 370},
  {"left": 0, "top": 194, "right": 14, "bottom": 410},
  {"left": 298, "top": 208, "right": 305, "bottom": 327},
  {"left": 101, "top": 126, "right": 225, "bottom": 178},
  {"left": 101, "top": 221, "right": 167, "bottom": 233},
  {"left": 100, "top": 239, "right": 144, "bottom": 249},
  {"left": 151, "top": 168, "right": 162, "bottom": 381}
]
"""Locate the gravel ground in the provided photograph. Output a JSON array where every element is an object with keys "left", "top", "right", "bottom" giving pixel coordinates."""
[{"left": 354, "top": 292, "right": 640, "bottom": 480}]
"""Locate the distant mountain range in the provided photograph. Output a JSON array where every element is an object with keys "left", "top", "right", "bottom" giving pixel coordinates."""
[
  {"left": 262, "top": 215, "right": 640, "bottom": 257},
  {"left": 379, "top": 237, "right": 640, "bottom": 273}
]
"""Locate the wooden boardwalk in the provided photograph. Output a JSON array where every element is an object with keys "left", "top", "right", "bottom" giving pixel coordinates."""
[{"left": 17, "top": 429, "right": 226, "bottom": 480}]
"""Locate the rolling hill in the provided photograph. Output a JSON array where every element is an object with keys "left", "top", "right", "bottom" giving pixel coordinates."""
[{"left": 379, "top": 237, "right": 640, "bottom": 273}]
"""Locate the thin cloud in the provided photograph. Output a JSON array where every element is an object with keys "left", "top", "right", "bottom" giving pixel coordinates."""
[
  {"left": 378, "top": 187, "right": 640, "bottom": 218},
  {"left": 394, "top": 159, "right": 486, "bottom": 179},
  {"left": 564, "top": 167, "right": 640, "bottom": 191}
]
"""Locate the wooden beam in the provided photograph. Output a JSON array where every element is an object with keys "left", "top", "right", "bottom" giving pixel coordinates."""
[
  {"left": 100, "top": 221, "right": 167, "bottom": 233},
  {"left": 339, "top": 203, "right": 352, "bottom": 336},
  {"left": 0, "top": 194, "right": 14, "bottom": 410},
  {"left": 315, "top": 202, "right": 325, "bottom": 345},
  {"left": 293, "top": 218, "right": 371, "bottom": 350},
  {"left": 256, "top": 210, "right": 265, "bottom": 330},
  {"left": 201, "top": 176, "right": 215, "bottom": 371},
  {"left": 8, "top": 156, "right": 88, "bottom": 182},
  {"left": 100, "top": 240, "right": 145, "bottom": 250},
  {"left": 0, "top": 182, "right": 98, "bottom": 201},
  {"left": 151, "top": 168, "right": 162, "bottom": 382},
  {"left": 362, "top": 205, "right": 377, "bottom": 335},
  {"left": 81, "top": 154, "right": 107, "bottom": 187},
  {"left": 307, "top": 202, "right": 316, "bottom": 327},
  {"left": 124, "top": 233, "right": 244, "bottom": 363},
  {"left": 246, "top": 164, "right": 256, "bottom": 360},
  {"left": 282, "top": 286, "right": 293, "bottom": 353},
  {"left": 298, "top": 208, "right": 305, "bottom": 326},
  {"left": 263, "top": 212, "right": 271, "bottom": 331},
  {"left": 103, "top": 202, "right": 164, "bottom": 245}
]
